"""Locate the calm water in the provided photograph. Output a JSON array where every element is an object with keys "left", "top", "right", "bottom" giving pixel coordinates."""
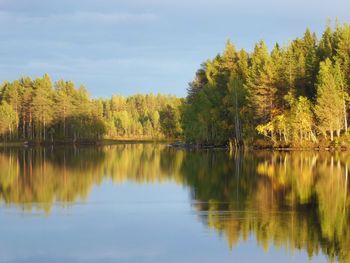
[{"left": 0, "top": 144, "right": 349, "bottom": 263}]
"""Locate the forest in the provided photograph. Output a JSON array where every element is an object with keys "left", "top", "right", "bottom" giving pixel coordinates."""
[
  {"left": 182, "top": 22, "right": 350, "bottom": 148},
  {"left": 1, "top": 22, "right": 350, "bottom": 147},
  {"left": 0, "top": 75, "right": 182, "bottom": 142}
]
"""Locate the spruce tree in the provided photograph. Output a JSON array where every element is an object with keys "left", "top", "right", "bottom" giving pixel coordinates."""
[{"left": 246, "top": 41, "right": 277, "bottom": 137}]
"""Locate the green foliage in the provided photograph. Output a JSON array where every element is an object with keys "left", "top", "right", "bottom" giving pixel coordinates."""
[
  {"left": 182, "top": 89, "right": 213, "bottom": 143},
  {"left": 0, "top": 76, "right": 183, "bottom": 142},
  {"left": 288, "top": 96, "right": 315, "bottom": 142},
  {"left": 247, "top": 40, "right": 277, "bottom": 124},
  {"left": 1, "top": 21, "right": 350, "bottom": 147},
  {"left": 315, "top": 59, "right": 345, "bottom": 140},
  {"left": 104, "top": 94, "right": 182, "bottom": 139},
  {"left": 183, "top": 22, "right": 350, "bottom": 147},
  {"left": 182, "top": 42, "right": 250, "bottom": 146},
  {"left": 257, "top": 95, "right": 315, "bottom": 144},
  {"left": 0, "top": 102, "right": 16, "bottom": 139},
  {"left": 159, "top": 104, "right": 182, "bottom": 138}
]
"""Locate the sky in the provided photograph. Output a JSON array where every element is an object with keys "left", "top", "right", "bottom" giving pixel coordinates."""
[{"left": 0, "top": 0, "right": 349, "bottom": 98}]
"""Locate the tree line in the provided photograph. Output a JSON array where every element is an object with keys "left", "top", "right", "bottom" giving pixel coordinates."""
[
  {"left": 0, "top": 75, "right": 182, "bottom": 142},
  {"left": 182, "top": 22, "right": 350, "bottom": 147},
  {"left": 1, "top": 22, "right": 349, "bottom": 147}
]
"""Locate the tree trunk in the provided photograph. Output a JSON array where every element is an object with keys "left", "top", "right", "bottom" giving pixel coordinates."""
[
  {"left": 283, "top": 126, "right": 287, "bottom": 142},
  {"left": 271, "top": 130, "right": 275, "bottom": 143},
  {"left": 63, "top": 118, "right": 66, "bottom": 137},
  {"left": 23, "top": 119, "right": 26, "bottom": 139},
  {"left": 330, "top": 130, "right": 334, "bottom": 141},
  {"left": 9, "top": 125, "right": 12, "bottom": 141},
  {"left": 311, "top": 131, "right": 317, "bottom": 142},
  {"left": 63, "top": 106, "right": 66, "bottom": 137},
  {"left": 43, "top": 117, "right": 46, "bottom": 141},
  {"left": 344, "top": 102, "right": 348, "bottom": 133},
  {"left": 345, "top": 164, "right": 348, "bottom": 211},
  {"left": 29, "top": 111, "right": 32, "bottom": 140},
  {"left": 341, "top": 80, "right": 348, "bottom": 133}
]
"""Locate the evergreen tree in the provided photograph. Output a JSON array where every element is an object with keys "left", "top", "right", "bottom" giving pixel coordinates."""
[
  {"left": 31, "top": 74, "right": 54, "bottom": 140},
  {"left": 334, "top": 22, "right": 350, "bottom": 87},
  {"left": 318, "top": 23, "right": 335, "bottom": 61},
  {"left": 247, "top": 41, "right": 277, "bottom": 130},
  {"left": 54, "top": 80, "right": 75, "bottom": 137}
]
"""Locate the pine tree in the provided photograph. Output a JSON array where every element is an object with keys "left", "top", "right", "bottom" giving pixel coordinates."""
[
  {"left": 271, "top": 44, "right": 289, "bottom": 108},
  {"left": 334, "top": 22, "right": 350, "bottom": 87},
  {"left": 20, "top": 77, "right": 34, "bottom": 139},
  {"left": 32, "top": 74, "right": 54, "bottom": 140},
  {"left": 54, "top": 80, "right": 75, "bottom": 137},
  {"left": 303, "top": 28, "right": 319, "bottom": 99},
  {"left": 318, "top": 23, "right": 335, "bottom": 61},
  {"left": 247, "top": 41, "right": 277, "bottom": 136},
  {"left": 222, "top": 40, "right": 238, "bottom": 77}
]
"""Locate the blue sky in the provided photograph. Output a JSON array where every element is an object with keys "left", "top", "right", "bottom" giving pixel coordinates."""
[{"left": 0, "top": 0, "right": 349, "bottom": 98}]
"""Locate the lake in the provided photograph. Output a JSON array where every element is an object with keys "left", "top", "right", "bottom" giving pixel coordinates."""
[{"left": 0, "top": 144, "right": 348, "bottom": 262}]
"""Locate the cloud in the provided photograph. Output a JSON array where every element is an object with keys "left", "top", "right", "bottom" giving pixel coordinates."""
[{"left": 0, "top": 0, "right": 348, "bottom": 98}]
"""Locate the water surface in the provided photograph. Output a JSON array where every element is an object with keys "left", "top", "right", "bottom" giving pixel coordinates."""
[{"left": 0, "top": 144, "right": 349, "bottom": 262}]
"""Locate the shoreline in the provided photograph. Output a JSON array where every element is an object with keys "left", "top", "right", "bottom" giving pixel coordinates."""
[
  {"left": 168, "top": 141, "right": 350, "bottom": 151},
  {"left": 0, "top": 138, "right": 177, "bottom": 148},
  {"left": 1, "top": 139, "right": 349, "bottom": 152}
]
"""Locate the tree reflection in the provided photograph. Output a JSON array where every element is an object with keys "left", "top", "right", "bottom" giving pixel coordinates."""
[
  {"left": 0, "top": 146, "right": 349, "bottom": 261},
  {"left": 186, "top": 151, "right": 350, "bottom": 262},
  {"left": 0, "top": 145, "right": 183, "bottom": 213}
]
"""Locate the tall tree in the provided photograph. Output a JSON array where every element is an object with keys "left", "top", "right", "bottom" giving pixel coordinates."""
[
  {"left": 54, "top": 80, "right": 75, "bottom": 137},
  {"left": 334, "top": 22, "right": 350, "bottom": 87},
  {"left": 247, "top": 41, "right": 277, "bottom": 135},
  {"left": 31, "top": 74, "right": 53, "bottom": 140},
  {"left": 0, "top": 102, "right": 16, "bottom": 140},
  {"left": 315, "top": 59, "right": 344, "bottom": 140}
]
